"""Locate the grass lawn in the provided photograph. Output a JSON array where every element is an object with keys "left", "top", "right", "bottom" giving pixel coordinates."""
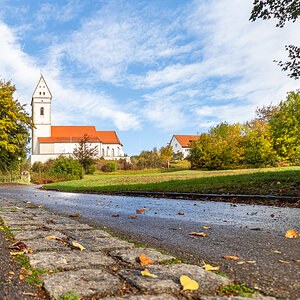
[{"left": 43, "top": 166, "right": 300, "bottom": 196}]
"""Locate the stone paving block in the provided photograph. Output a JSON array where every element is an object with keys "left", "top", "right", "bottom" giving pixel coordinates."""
[
  {"left": 42, "top": 269, "right": 122, "bottom": 298},
  {"left": 118, "top": 264, "right": 231, "bottom": 294},
  {"left": 9, "top": 223, "right": 94, "bottom": 231},
  {"left": 64, "top": 229, "right": 111, "bottom": 240},
  {"left": 110, "top": 248, "right": 175, "bottom": 265},
  {"left": 3, "top": 218, "right": 46, "bottom": 226},
  {"left": 25, "top": 238, "right": 69, "bottom": 251},
  {"left": 200, "top": 296, "right": 276, "bottom": 300},
  {"left": 28, "top": 250, "right": 115, "bottom": 270},
  {"left": 100, "top": 294, "right": 178, "bottom": 300},
  {"left": 13, "top": 230, "right": 67, "bottom": 241}
]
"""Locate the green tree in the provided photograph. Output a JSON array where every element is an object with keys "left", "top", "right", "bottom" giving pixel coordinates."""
[
  {"left": 269, "top": 90, "right": 300, "bottom": 163},
  {"left": 73, "top": 134, "right": 98, "bottom": 174},
  {"left": 0, "top": 80, "right": 33, "bottom": 173},
  {"left": 250, "top": 0, "right": 300, "bottom": 79},
  {"left": 244, "top": 119, "right": 276, "bottom": 167},
  {"left": 159, "top": 145, "right": 173, "bottom": 168}
]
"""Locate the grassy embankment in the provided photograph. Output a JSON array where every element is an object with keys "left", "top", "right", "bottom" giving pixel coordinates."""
[{"left": 43, "top": 166, "right": 300, "bottom": 196}]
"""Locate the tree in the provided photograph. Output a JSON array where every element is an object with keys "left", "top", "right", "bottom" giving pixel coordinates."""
[
  {"left": 269, "top": 90, "right": 300, "bottom": 163},
  {"left": 250, "top": 0, "right": 300, "bottom": 79},
  {"left": 73, "top": 134, "right": 98, "bottom": 174},
  {"left": 159, "top": 145, "right": 173, "bottom": 168},
  {"left": 255, "top": 103, "right": 279, "bottom": 122},
  {"left": 0, "top": 80, "right": 33, "bottom": 173}
]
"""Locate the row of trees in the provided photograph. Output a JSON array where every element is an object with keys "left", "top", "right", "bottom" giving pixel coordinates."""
[{"left": 189, "top": 91, "right": 299, "bottom": 170}]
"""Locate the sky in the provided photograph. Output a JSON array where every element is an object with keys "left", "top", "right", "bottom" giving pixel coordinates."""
[{"left": 0, "top": 0, "right": 299, "bottom": 156}]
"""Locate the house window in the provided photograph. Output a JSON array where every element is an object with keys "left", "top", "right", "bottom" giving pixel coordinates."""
[
  {"left": 106, "top": 147, "right": 109, "bottom": 156},
  {"left": 40, "top": 107, "right": 44, "bottom": 116},
  {"left": 112, "top": 148, "right": 114, "bottom": 157},
  {"left": 39, "top": 92, "right": 41, "bottom": 95},
  {"left": 175, "top": 143, "right": 177, "bottom": 147},
  {"left": 43, "top": 92, "right": 45, "bottom": 95},
  {"left": 102, "top": 149, "right": 105, "bottom": 156},
  {"left": 117, "top": 147, "right": 120, "bottom": 156}
]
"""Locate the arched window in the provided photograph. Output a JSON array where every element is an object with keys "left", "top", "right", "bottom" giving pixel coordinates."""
[
  {"left": 40, "top": 107, "right": 44, "bottom": 116},
  {"left": 102, "top": 149, "right": 105, "bottom": 157},
  {"left": 112, "top": 148, "right": 115, "bottom": 157},
  {"left": 106, "top": 147, "right": 109, "bottom": 156}
]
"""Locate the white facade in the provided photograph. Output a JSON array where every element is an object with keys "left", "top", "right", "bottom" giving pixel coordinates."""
[
  {"left": 170, "top": 136, "right": 190, "bottom": 158},
  {"left": 30, "top": 75, "right": 125, "bottom": 165}
]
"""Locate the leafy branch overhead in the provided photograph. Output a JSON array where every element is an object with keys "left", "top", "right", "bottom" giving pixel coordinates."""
[{"left": 250, "top": 0, "right": 300, "bottom": 79}]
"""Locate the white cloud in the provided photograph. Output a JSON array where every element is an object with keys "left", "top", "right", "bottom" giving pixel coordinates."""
[{"left": 0, "top": 21, "right": 140, "bottom": 131}]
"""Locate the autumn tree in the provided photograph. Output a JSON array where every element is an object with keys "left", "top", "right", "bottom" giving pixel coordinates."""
[
  {"left": 73, "top": 134, "right": 98, "bottom": 174},
  {"left": 250, "top": 0, "right": 300, "bottom": 79},
  {"left": 0, "top": 80, "right": 33, "bottom": 173},
  {"left": 269, "top": 90, "right": 300, "bottom": 163},
  {"left": 159, "top": 145, "right": 173, "bottom": 168}
]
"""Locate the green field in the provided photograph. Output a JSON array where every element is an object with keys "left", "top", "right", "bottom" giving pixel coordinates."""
[{"left": 44, "top": 166, "right": 300, "bottom": 196}]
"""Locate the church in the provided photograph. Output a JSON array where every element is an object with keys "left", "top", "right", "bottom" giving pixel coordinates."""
[{"left": 30, "top": 75, "right": 125, "bottom": 164}]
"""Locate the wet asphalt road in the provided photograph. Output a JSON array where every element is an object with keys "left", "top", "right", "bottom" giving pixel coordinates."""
[{"left": 0, "top": 185, "right": 299, "bottom": 299}]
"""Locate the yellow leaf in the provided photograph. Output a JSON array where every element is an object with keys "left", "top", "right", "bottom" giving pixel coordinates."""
[
  {"left": 10, "top": 251, "right": 25, "bottom": 255},
  {"left": 285, "top": 230, "right": 298, "bottom": 238},
  {"left": 203, "top": 226, "right": 211, "bottom": 229},
  {"left": 189, "top": 232, "right": 207, "bottom": 237},
  {"left": 180, "top": 275, "right": 199, "bottom": 291},
  {"left": 26, "top": 202, "right": 31, "bottom": 204},
  {"left": 141, "top": 270, "right": 158, "bottom": 278},
  {"left": 38, "top": 205, "right": 42, "bottom": 208},
  {"left": 45, "top": 236, "right": 57, "bottom": 240},
  {"left": 104, "top": 226, "right": 107, "bottom": 229},
  {"left": 224, "top": 256, "right": 239, "bottom": 260},
  {"left": 98, "top": 203, "right": 103, "bottom": 205},
  {"left": 72, "top": 241, "right": 85, "bottom": 251},
  {"left": 202, "top": 261, "right": 219, "bottom": 271},
  {"left": 278, "top": 259, "right": 290, "bottom": 264},
  {"left": 237, "top": 261, "right": 256, "bottom": 264},
  {"left": 19, "top": 275, "right": 25, "bottom": 280}
]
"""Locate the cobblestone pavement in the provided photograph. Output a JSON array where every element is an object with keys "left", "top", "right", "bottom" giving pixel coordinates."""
[{"left": 0, "top": 196, "right": 277, "bottom": 300}]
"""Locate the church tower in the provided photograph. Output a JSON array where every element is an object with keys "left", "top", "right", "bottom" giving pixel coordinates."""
[{"left": 31, "top": 75, "right": 52, "bottom": 155}]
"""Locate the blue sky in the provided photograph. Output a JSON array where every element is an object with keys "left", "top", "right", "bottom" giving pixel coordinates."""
[{"left": 0, "top": 0, "right": 299, "bottom": 156}]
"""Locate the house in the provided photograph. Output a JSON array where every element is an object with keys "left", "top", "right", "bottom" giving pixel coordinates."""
[
  {"left": 170, "top": 135, "right": 199, "bottom": 158},
  {"left": 30, "top": 75, "right": 125, "bottom": 164}
]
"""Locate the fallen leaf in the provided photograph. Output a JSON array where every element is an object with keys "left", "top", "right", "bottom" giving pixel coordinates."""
[
  {"left": 273, "top": 250, "right": 282, "bottom": 254},
  {"left": 250, "top": 228, "right": 261, "bottom": 231},
  {"left": 19, "top": 275, "right": 25, "bottom": 280},
  {"left": 9, "top": 271, "right": 14, "bottom": 275},
  {"left": 202, "top": 261, "right": 219, "bottom": 271},
  {"left": 10, "top": 251, "right": 26, "bottom": 255},
  {"left": 270, "top": 214, "right": 274, "bottom": 218},
  {"left": 178, "top": 228, "right": 182, "bottom": 230},
  {"left": 189, "top": 232, "right": 207, "bottom": 237},
  {"left": 72, "top": 241, "right": 85, "bottom": 251},
  {"left": 189, "top": 236, "right": 196, "bottom": 239},
  {"left": 224, "top": 256, "right": 240, "bottom": 260},
  {"left": 45, "top": 236, "right": 58, "bottom": 240},
  {"left": 38, "top": 205, "right": 43, "bottom": 208},
  {"left": 177, "top": 212, "right": 184, "bottom": 215},
  {"left": 141, "top": 270, "right": 158, "bottom": 278},
  {"left": 111, "top": 214, "right": 120, "bottom": 217},
  {"left": 139, "top": 254, "right": 153, "bottom": 266},
  {"left": 136, "top": 209, "right": 145, "bottom": 214},
  {"left": 293, "top": 259, "right": 300, "bottom": 262},
  {"left": 237, "top": 261, "right": 256, "bottom": 264},
  {"left": 98, "top": 203, "right": 103, "bottom": 205},
  {"left": 285, "top": 230, "right": 298, "bottom": 238},
  {"left": 103, "top": 226, "right": 107, "bottom": 229},
  {"left": 26, "top": 202, "right": 31, "bottom": 204},
  {"left": 23, "top": 293, "right": 38, "bottom": 297},
  {"left": 128, "top": 216, "right": 137, "bottom": 219},
  {"left": 203, "top": 226, "right": 211, "bottom": 229},
  {"left": 278, "top": 260, "right": 290, "bottom": 264},
  {"left": 180, "top": 275, "right": 199, "bottom": 291},
  {"left": 9, "top": 241, "right": 26, "bottom": 250},
  {"left": 69, "top": 213, "right": 80, "bottom": 217}
]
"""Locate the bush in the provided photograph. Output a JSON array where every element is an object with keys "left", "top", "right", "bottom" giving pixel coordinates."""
[
  {"left": 31, "top": 162, "right": 43, "bottom": 173},
  {"left": 101, "top": 163, "right": 111, "bottom": 172},
  {"left": 48, "top": 156, "right": 83, "bottom": 180},
  {"left": 108, "top": 161, "right": 117, "bottom": 172},
  {"left": 87, "top": 163, "right": 96, "bottom": 174}
]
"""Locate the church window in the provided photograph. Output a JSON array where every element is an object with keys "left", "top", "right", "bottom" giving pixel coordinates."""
[
  {"left": 40, "top": 107, "right": 44, "bottom": 116},
  {"left": 102, "top": 149, "right": 105, "bottom": 156},
  {"left": 39, "top": 92, "right": 41, "bottom": 95},
  {"left": 43, "top": 92, "right": 45, "bottom": 95},
  {"left": 112, "top": 148, "right": 115, "bottom": 157}
]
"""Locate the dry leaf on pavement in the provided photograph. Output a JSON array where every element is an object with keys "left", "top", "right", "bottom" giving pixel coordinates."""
[
  {"left": 177, "top": 212, "right": 184, "bottom": 215},
  {"left": 237, "top": 261, "right": 256, "bottom": 264},
  {"left": 285, "top": 230, "right": 298, "bottom": 238},
  {"left": 136, "top": 209, "right": 144, "bottom": 214},
  {"left": 112, "top": 214, "right": 120, "bottom": 217},
  {"left": 180, "top": 275, "right": 199, "bottom": 291},
  {"left": 224, "top": 256, "right": 240, "bottom": 260},
  {"left": 72, "top": 241, "right": 85, "bottom": 251},
  {"left": 202, "top": 261, "right": 219, "bottom": 271},
  {"left": 141, "top": 270, "right": 158, "bottom": 278},
  {"left": 189, "top": 232, "right": 207, "bottom": 237},
  {"left": 69, "top": 213, "right": 80, "bottom": 217},
  {"left": 278, "top": 260, "right": 290, "bottom": 264},
  {"left": 128, "top": 216, "right": 137, "bottom": 219},
  {"left": 203, "top": 226, "right": 211, "bottom": 229},
  {"left": 139, "top": 254, "right": 153, "bottom": 266}
]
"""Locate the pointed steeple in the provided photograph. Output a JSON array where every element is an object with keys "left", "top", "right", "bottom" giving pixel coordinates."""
[{"left": 31, "top": 74, "right": 52, "bottom": 105}]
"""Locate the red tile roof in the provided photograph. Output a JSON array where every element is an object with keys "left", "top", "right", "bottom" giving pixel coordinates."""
[
  {"left": 173, "top": 135, "right": 199, "bottom": 147},
  {"left": 38, "top": 126, "right": 121, "bottom": 144}
]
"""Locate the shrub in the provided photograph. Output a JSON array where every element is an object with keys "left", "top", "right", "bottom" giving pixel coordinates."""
[
  {"left": 87, "top": 163, "right": 96, "bottom": 174},
  {"left": 48, "top": 156, "right": 83, "bottom": 180},
  {"left": 101, "top": 163, "right": 111, "bottom": 172},
  {"left": 31, "top": 162, "right": 43, "bottom": 173},
  {"left": 108, "top": 161, "right": 117, "bottom": 172}
]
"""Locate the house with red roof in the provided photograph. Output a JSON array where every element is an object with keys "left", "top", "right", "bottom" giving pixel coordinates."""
[
  {"left": 170, "top": 135, "right": 199, "bottom": 158},
  {"left": 30, "top": 75, "right": 124, "bottom": 164}
]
